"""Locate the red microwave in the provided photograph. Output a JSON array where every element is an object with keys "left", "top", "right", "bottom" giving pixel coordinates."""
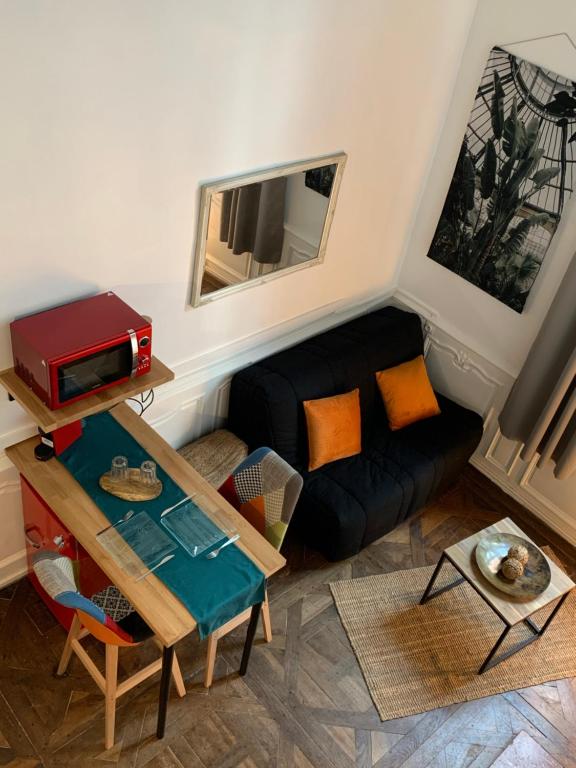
[{"left": 10, "top": 292, "right": 152, "bottom": 410}]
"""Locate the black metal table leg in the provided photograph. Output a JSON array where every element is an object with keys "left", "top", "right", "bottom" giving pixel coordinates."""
[
  {"left": 479, "top": 624, "right": 511, "bottom": 674},
  {"left": 479, "top": 593, "right": 571, "bottom": 675},
  {"left": 156, "top": 644, "right": 174, "bottom": 738},
  {"left": 239, "top": 601, "right": 262, "bottom": 676},
  {"left": 420, "top": 553, "right": 446, "bottom": 604},
  {"left": 524, "top": 592, "right": 569, "bottom": 637},
  {"left": 419, "top": 553, "right": 465, "bottom": 604}
]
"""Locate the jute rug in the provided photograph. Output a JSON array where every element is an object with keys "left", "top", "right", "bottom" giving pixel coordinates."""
[{"left": 330, "top": 548, "right": 576, "bottom": 721}]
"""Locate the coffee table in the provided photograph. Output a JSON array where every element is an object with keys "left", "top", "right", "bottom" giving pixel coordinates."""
[{"left": 419, "top": 517, "right": 575, "bottom": 674}]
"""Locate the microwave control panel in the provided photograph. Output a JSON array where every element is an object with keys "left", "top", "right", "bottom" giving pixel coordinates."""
[{"left": 137, "top": 333, "right": 151, "bottom": 373}]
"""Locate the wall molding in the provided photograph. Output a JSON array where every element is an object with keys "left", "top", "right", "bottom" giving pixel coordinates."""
[
  {"left": 0, "top": 288, "right": 398, "bottom": 587},
  {"left": 1, "top": 284, "right": 575, "bottom": 585},
  {"left": 205, "top": 254, "right": 246, "bottom": 285},
  {"left": 0, "top": 479, "right": 20, "bottom": 497},
  {"left": 397, "top": 288, "right": 576, "bottom": 546},
  {"left": 0, "top": 548, "right": 27, "bottom": 589},
  {"left": 394, "top": 290, "right": 509, "bottom": 419},
  {"left": 475, "top": 409, "right": 576, "bottom": 546},
  {"left": 393, "top": 287, "right": 439, "bottom": 323},
  {"left": 427, "top": 336, "right": 504, "bottom": 391},
  {"left": 0, "top": 288, "right": 395, "bottom": 468},
  {"left": 471, "top": 452, "right": 576, "bottom": 548},
  {"left": 143, "top": 288, "right": 395, "bottom": 409},
  {"left": 394, "top": 287, "right": 518, "bottom": 379},
  {"left": 484, "top": 425, "right": 523, "bottom": 477}
]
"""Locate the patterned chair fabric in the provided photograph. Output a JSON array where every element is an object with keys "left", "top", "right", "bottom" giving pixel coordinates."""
[
  {"left": 32, "top": 552, "right": 148, "bottom": 644},
  {"left": 218, "top": 447, "right": 303, "bottom": 550}
]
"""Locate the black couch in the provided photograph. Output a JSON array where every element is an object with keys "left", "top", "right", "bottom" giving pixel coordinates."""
[{"left": 227, "top": 306, "right": 483, "bottom": 560}]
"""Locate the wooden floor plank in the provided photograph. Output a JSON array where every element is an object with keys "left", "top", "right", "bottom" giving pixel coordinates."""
[
  {"left": 490, "top": 730, "right": 562, "bottom": 768},
  {"left": 0, "top": 467, "right": 574, "bottom": 766}
]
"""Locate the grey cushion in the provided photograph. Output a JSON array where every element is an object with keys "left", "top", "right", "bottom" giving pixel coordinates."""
[{"left": 178, "top": 429, "right": 248, "bottom": 487}]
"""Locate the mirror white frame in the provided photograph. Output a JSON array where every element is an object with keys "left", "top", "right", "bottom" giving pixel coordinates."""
[{"left": 189, "top": 152, "right": 347, "bottom": 307}]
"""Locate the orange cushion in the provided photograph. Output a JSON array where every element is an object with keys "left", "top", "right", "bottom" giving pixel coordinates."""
[
  {"left": 303, "top": 389, "right": 362, "bottom": 471},
  {"left": 376, "top": 355, "right": 440, "bottom": 431}
]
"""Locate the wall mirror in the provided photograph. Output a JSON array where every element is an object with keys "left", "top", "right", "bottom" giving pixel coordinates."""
[{"left": 190, "top": 152, "right": 346, "bottom": 306}]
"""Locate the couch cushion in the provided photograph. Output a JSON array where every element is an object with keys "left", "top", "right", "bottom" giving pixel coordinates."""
[
  {"left": 227, "top": 305, "right": 484, "bottom": 561},
  {"left": 303, "top": 388, "right": 362, "bottom": 470},
  {"left": 296, "top": 451, "right": 410, "bottom": 560},
  {"left": 228, "top": 306, "right": 424, "bottom": 469},
  {"left": 368, "top": 394, "right": 484, "bottom": 498},
  {"left": 376, "top": 355, "right": 441, "bottom": 431},
  {"left": 294, "top": 395, "right": 483, "bottom": 559}
]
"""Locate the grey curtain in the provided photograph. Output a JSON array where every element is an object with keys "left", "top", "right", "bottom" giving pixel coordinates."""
[
  {"left": 219, "top": 177, "right": 287, "bottom": 264},
  {"left": 499, "top": 254, "right": 576, "bottom": 479}
]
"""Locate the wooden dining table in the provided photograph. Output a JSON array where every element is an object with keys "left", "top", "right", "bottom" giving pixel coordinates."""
[{"left": 5, "top": 402, "right": 286, "bottom": 737}]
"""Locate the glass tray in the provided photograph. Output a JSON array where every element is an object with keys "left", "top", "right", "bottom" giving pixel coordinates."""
[
  {"left": 97, "top": 510, "right": 177, "bottom": 578},
  {"left": 160, "top": 494, "right": 236, "bottom": 558}
]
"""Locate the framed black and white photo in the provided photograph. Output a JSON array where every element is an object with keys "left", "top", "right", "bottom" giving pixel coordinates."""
[{"left": 427, "top": 47, "right": 575, "bottom": 313}]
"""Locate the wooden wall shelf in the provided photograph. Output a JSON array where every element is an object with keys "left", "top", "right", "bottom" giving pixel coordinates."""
[{"left": 0, "top": 357, "right": 174, "bottom": 433}]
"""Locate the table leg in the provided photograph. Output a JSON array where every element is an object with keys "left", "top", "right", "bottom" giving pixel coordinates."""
[
  {"left": 156, "top": 645, "right": 174, "bottom": 739},
  {"left": 239, "top": 601, "right": 262, "bottom": 677},
  {"left": 420, "top": 553, "right": 446, "bottom": 604},
  {"left": 479, "top": 624, "right": 511, "bottom": 674},
  {"left": 524, "top": 592, "right": 569, "bottom": 637},
  {"left": 478, "top": 593, "right": 571, "bottom": 675},
  {"left": 419, "top": 553, "right": 466, "bottom": 604}
]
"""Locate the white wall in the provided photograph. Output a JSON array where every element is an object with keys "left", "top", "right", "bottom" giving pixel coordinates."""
[
  {"left": 0, "top": 0, "right": 478, "bottom": 583},
  {"left": 398, "top": 0, "right": 576, "bottom": 378},
  {"left": 398, "top": 0, "right": 576, "bottom": 541},
  {"left": 2, "top": 1, "right": 575, "bottom": 581},
  {"left": 0, "top": 0, "right": 478, "bottom": 372}
]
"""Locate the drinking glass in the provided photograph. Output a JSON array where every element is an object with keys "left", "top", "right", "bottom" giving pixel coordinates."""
[
  {"left": 110, "top": 455, "right": 128, "bottom": 482},
  {"left": 140, "top": 460, "right": 157, "bottom": 486}
]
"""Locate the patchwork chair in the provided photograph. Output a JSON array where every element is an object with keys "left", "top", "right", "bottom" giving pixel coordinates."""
[
  {"left": 33, "top": 552, "right": 186, "bottom": 750},
  {"left": 204, "top": 446, "right": 303, "bottom": 687}
]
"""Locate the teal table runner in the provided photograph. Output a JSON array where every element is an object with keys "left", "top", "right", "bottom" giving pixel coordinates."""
[{"left": 59, "top": 411, "right": 265, "bottom": 639}]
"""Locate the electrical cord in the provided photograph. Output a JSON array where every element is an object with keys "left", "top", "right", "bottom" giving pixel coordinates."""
[
  {"left": 126, "top": 397, "right": 144, "bottom": 415},
  {"left": 126, "top": 389, "right": 155, "bottom": 416},
  {"left": 141, "top": 388, "right": 155, "bottom": 413}
]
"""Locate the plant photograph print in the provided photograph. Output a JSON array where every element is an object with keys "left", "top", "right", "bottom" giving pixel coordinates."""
[{"left": 428, "top": 46, "right": 575, "bottom": 312}]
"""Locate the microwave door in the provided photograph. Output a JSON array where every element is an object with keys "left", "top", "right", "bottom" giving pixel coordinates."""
[{"left": 56, "top": 340, "right": 134, "bottom": 404}]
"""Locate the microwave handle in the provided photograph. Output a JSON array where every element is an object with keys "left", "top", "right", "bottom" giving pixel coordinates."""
[{"left": 128, "top": 329, "right": 139, "bottom": 377}]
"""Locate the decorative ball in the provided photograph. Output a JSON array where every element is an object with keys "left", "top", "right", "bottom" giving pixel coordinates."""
[
  {"left": 508, "top": 544, "right": 529, "bottom": 565},
  {"left": 501, "top": 557, "right": 524, "bottom": 580}
]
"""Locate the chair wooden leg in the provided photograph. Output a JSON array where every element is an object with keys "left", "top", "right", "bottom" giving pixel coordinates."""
[
  {"left": 171, "top": 652, "right": 186, "bottom": 698},
  {"left": 261, "top": 597, "right": 272, "bottom": 643},
  {"left": 204, "top": 634, "right": 218, "bottom": 688},
  {"left": 56, "top": 613, "right": 81, "bottom": 676},
  {"left": 104, "top": 645, "right": 118, "bottom": 750}
]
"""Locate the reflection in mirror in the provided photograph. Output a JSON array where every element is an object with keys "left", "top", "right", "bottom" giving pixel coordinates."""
[{"left": 190, "top": 154, "right": 346, "bottom": 306}]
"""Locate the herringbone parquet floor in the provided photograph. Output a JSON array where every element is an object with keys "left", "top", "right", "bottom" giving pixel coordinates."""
[{"left": 1, "top": 467, "right": 575, "bottom": 768}]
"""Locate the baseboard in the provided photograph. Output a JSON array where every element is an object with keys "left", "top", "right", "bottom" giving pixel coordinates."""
[
  {"left": 0, "top": 548, "right": 27, "bottom": 589},
  {"left": 470, "top": 454, "right": 576, "bottom": 548},
  {"left": 0, "top": 284, "right": 573, "bottom": 576},
  {"left": 205, "top": 255, "right": 246, "bottom": 285}
]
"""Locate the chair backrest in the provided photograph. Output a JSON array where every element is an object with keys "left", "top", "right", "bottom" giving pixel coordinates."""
[
  {"left": 218, "top": 447, "right": 303, "bottom": 550},
  {"left": 32, "top": 552, "right": 135, "bottom": 645}
]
